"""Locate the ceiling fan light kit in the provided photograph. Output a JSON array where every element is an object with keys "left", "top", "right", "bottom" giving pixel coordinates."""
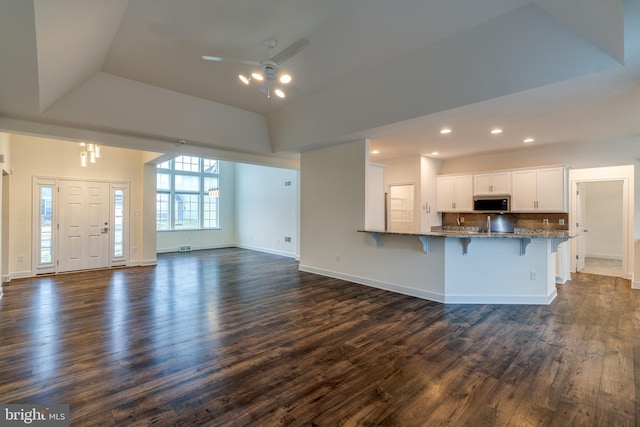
[{"left": 204, "top": 38, "right": 309, "bottom": 100}]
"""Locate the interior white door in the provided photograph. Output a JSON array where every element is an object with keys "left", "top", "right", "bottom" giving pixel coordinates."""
[
  {"left": 58, "top": 180, "right": 110, "bottom": 272},
  {"left": 575, "top": 182, "right": 587, "bottom": 271}
]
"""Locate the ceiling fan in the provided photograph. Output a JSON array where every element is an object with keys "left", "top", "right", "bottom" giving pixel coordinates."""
[{"left": 202, "top": 38, "right": 309, "bottom": 99}]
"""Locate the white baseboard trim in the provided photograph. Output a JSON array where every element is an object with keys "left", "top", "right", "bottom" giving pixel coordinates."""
[
  {"left": 236, "top": 244, "right": 297, "bottom": 259},
  {"left": 444, "top": 289, "right": 557, "bottom": 305},
  {"left": 11, "top": 271, "right": 32, "bottom": 280},
  {"left": 156, "top": 243, "right": 296, "bottom": 259},
  {"left": 1, "top": 275, "right": 10, "bottom": 283},
  {"left": 299, "top": 265, "right": 558, "bottom": 305},
  {"left": 139, "top": 259, "right": 158, "bottom": 267},
  {"left": 298, "top": 264, "right": 445, "bottom": 303},
  {"left": 632, "top": 281, "right": 640, "bottom": 290}
]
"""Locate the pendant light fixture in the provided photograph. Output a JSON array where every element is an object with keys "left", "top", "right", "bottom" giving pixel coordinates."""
[{"left": 80, "top": 142, "right": 101, "bottom": 167}]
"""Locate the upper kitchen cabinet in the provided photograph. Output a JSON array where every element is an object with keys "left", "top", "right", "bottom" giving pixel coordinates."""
[
  {"left": 512, "top": 167, "right": 567, "bottom": 212},
  {"left": 474, "top": 171, "right": 511, "bottom": 195},
  {"left": 436, "top": 174, "right": 473, "bottom": 212}
]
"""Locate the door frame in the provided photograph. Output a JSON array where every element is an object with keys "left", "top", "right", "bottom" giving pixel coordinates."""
[
  {"left": 569, "top": 166, "right": 634, "bottom": 279},
  {"left": 32, "top": 176, "right": 130, "bottom": 275},
  {"left": 574, "top": 182, "right": 587, "bottom": 272},
  {"left": 387, "top": 182, "right": 416, "bottom": 233}
]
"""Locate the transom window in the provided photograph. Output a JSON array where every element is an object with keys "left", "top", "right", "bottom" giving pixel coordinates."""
[{"left": 156, "top": 156, "right": 219, "bottom": 230}]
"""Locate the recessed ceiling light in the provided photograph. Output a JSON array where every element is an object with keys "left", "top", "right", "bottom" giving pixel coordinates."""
[
  {"left": 440, "top": 128, "right": 452, "bottom": 134},
  {"left": 371, "top": 150, "right": 380, "bottom": 155},
  {"left": 490, "top": 128, "right": 503, "bottom": 134},
  {"left": 431, "top": 151, "right": 439, "bottom": 156},
  {"left": 523, "top": 138, "right": 535, "bottom": 143}
]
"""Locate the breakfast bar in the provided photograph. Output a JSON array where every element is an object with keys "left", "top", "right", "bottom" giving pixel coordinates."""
[{"left": 359, "top": 228, "right": 572, "bottom": 305}]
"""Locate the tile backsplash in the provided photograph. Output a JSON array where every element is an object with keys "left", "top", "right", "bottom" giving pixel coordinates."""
[{"left": 441, "top": 212, "right": 569, "bottom": 232}]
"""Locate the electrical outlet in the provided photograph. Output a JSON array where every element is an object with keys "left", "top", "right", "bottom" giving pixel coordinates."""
[
  {"left": 284, "top": 236, "right": 292, "bottom": 243},
  {"left": 559, "top": 219, "right": 565, "bottom": 225},
  {"left": 336, "top": 255, "right": 341, "bottom": 263},
  {"left": 530, "top": 270, "right": 537, "bottom": 280}
]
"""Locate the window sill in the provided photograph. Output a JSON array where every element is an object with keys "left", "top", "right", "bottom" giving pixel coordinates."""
[{"left": 157, "top": 228, "right": 222, "bottom": 232}]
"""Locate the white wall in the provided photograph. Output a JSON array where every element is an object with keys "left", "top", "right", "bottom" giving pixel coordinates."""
[
  {"left": 300, "top": 140, "right": 446, "bottom": 302},
  {"left": 157, "top": 161, "right": 301, "bottom": 258},
  {"left": 141, "top": 163, "right": 157, "bottom": 265},
  {"left": 365, "top": 162, "right": 385, "bottom": 230},
  {"left": 440, "top": 138, "right": 640, "bottom": 174},
  {"left": 585, "top": 181, "right": 623, "bottom": 259},
  {"left": 235, "top": 163, "right": 298, "bottom": 258},
  {"left": 9, "top": 134, "right": 153, "bottom": 277},
  {"left": 156, "top": 161, "right": 237, "bottom": 253}
]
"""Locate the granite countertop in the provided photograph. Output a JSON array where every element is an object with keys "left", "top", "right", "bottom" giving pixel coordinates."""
[{"left": 360, "top": 227, "right": 573, "bottom": 239}]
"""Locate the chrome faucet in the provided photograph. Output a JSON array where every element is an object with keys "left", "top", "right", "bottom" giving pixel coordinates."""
[{"left": 487, "top": 215, "right": 491, "bottom": 234}]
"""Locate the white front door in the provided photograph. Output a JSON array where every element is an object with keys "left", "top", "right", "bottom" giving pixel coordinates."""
[{"left": 58, "top": 180, "right": 110, "bottom": 272}]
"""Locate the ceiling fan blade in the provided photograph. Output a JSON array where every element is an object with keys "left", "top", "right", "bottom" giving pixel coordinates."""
[
  {"left": 202, "top": 55, "right": 261, "bottom": 66},
  {"left": 271, "top": 38, "right": 309, "bottom": 64}
]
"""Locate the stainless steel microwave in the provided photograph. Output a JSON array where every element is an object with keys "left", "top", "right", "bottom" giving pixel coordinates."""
[{"left": 473, "top": 195, "right": 510, "bottom": 212}]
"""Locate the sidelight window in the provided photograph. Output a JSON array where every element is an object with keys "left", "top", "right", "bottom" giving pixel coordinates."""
[
  {"left": 39, "top": 185, "right": 54, "bottom": 265},
  {"left": 113, "top": 189, "right": 124, "bottom": 258}
]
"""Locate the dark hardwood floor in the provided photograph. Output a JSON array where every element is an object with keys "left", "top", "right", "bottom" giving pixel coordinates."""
[{"left": 0, "top": 248, "right": 637, "bottom": 426}]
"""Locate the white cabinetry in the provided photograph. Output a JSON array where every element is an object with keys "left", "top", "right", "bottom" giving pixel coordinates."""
[
  {"left": 436, "top": 175, "right": 473, "bottom": 212},
  {"left": 474, "top": 171, "right": 511, "bottom": 195},
  {"left": 512, "top": 167, "right": 566, "bottom": 212},
  {"left": 420, "top": 156, "right": 441, "bottom": 232}
]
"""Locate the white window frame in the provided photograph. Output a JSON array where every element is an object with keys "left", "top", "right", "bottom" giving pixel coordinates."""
[
  {"left": 33, "top": 177, "right": 57, "bottom": 274},
  {"left": 111, "top": 183, "right": 130, "bottom": 266},
  {"left": 156, "top": 156, "right": 220, "bottom": 231}
]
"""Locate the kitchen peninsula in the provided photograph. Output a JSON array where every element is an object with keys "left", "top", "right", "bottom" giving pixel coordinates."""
[{"left": 359, "top": 227, "right": 572, "bottom": 305}]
